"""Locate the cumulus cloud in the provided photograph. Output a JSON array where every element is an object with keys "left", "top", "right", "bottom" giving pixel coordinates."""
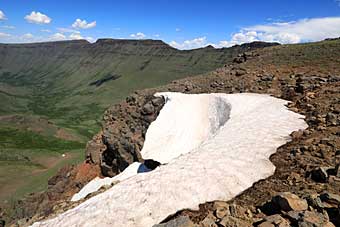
[
  {"left": 0, "top": 10, "right": 6, "bottom": 20},
  {"left": 170, "top": 17, "right": 340, "bottom": 49},
  {"left": 57, "top": 27, "right": 78, "bottom": 33},
  {"left": 68, "top": 32, "right": 94, "bottom": 42},
  {"left": 241, "top": 17, "right": 340, "bottom": 44},
  {"left": 50, "top": 33, "right": 66, "bottom": 41},
  {"left": 72, "top": 19, "right": 96, "bottom": 29},
  {"left": 69, "top": 32, "right": 83, "bottom": 40},
  {"left": 25, "top": 11, "right": 51, "bottom": 24},
  {"left": 130, "top": 32, "right": 146, "bottom": 39},
  {"left": 0, "top": 32, "right": 10, "bottom": 38},
  {"left": 22, "top": 33, "right": 34, "bottom": 39},
  {"left": 169, "top": 37, "right": 208, "bottom": 49}
]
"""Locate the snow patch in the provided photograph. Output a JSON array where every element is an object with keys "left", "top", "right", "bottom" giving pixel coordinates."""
[
  {"left": 141, "top": 93, "right": 231, "bottom": 164},
  {"left": 31, "top": 93, "right": 308, "bottom": 227},
  {"left": 71, "top": 162, "right": 151, "bottom": 201}
]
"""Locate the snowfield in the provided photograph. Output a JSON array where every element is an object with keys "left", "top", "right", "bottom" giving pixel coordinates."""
[{"left": 31, "top": 92, "right": 308, "bottom": 227}]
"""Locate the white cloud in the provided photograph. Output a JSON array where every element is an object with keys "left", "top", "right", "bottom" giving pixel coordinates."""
[
  {"left": 175, "top": 28, "right": 181, "bottom": 32},
  {"left": 170, "top": 17, "right": 340, "bottom": 50},
  {"left": 1, "top": 25, "right": 15, "bottom": 29},
  {"left": 57, "top": 27, "right": 78, "bottom": 33},
  {"left": 0, "top": 32, "right": 11, "bottom": 38},
  {"left": 69, "top": 32, "right": 83, "bottom": 40},
  {"left": 25, "top": 11, "right": 51, "bottom": 24},
  {"left": 50, "top": 33, "right": 66, "bottom": 41},
  {"left": 0, "top": 10, "right": 6, "bottom": 20},
  {"left": 86, "top": 37, "right": 95, "bottom": 42},
  {"left": 72, "top": 19, "right": 96, "bottom": 29},
  {"left": 154, "top": 34, "right": 160, "bottom": 38},
  {"left": 41, "top": 29, "right": 51, "bottom": 33},
  {"left": 68, "top": 32, "right": 94, "bottom": 42},
  {"left": 22, "top": 33, "right": 34, "bottom": 39},
  {"left": 169, "top": 37, "right": 208, "bottom": 49},
  {"left": 241, "top": 17, "right": 340, "bottom": 44},
  {"left": 130, "top": 32, "right": 146, "bottom": 39}
]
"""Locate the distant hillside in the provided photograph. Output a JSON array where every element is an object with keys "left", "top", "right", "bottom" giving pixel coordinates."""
[{"left": 0, "top": 39, "right": 278, "bottom": 136}]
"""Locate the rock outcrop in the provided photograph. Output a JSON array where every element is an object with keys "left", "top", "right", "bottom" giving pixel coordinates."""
[{"left": 85, "top": 94, "right": 165, "bottom": 177}]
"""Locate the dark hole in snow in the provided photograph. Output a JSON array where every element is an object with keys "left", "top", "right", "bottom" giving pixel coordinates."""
[{"left": 143, "top": 159, "right": 161, "bottom": 171}]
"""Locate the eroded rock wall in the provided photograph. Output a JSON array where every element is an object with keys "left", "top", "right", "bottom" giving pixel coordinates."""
[{"left": 85, "top": 94, "right": 165, "bottom": 177}]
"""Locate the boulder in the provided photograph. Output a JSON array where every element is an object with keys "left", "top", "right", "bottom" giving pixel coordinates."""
[
  {"left": 319, "top": 192, "right": 340, "bottom": 207},
  {"left": 299, "top": 211, "right": 332, "bottom": 227},
  {"left": 272, "top": 192, "right": 308, "bottom": 212},
  {"left": 285, "top": 210, "right": 333, "bottom": 227},
  {"left": 311, "top": 167, "right": 331, "bottom": 183},
  {"left": 258, "top": 214, "right": 290, "bottom": 227},
  {"left": 142, "top": 103, "right": 155, "bottom": 115},
  {"left": 153, "top": 216, "right": 196, "bottom": 227},
  {"left": 201, "top": 214, "right": 218, "bottom": 227},
  {"left": 326, "top": 112, "right": 338, "bottom": 126},
  {"left": 213, "top": 201, "right": 229, "bottom": 219},
  {"left": 152, "top": 97, "right": 165, "bottom": 107},
  {"left": 85, "top": 140, "right": 106, "bottom": 164},
  {"left": 219, "top": 216, "right": 251, "bottom": 227},
  {"left": 260, "top": 74, "right": 275, "bottom": 82}
]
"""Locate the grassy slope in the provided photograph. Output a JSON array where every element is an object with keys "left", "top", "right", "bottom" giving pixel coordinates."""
[{"left": 0, "top": 126, "right": 85, "bottom": 203}]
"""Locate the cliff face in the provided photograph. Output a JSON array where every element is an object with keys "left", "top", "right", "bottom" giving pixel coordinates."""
[{"left": 86, "top": 93, "right": 165, "bottom": 177}]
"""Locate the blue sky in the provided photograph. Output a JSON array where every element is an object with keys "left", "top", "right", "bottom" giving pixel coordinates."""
[{"left": 0, "top": 0, "right": 340, "bottom": 49}]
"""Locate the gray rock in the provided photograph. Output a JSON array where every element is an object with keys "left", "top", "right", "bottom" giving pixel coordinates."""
[
  {"left": 142, "top": 103, "right": 155, "bottom": 115},
  {"left": 305, "top": 194, "right": 324, "bottom": 210},
  {"left": 151, "top": 97, "right": 165, "bottom": 107},
  {"left": 298, "top": 210, "right": 331, "bottom": 227},
  {"left": 319, "top": 192, "right": 340, "bottom": 207},
  {"left": 311, "top": 167, "right": 330, "bottom": 183},
  {"left": 260, "top": 74, "right": 275, "bottom": 82},
  {"left": 85, "top": 140, "right": 106, "bottom": 164},
  {"left": 259, "top": 214, "right": 290, "bottom": 227},
  {"left": 326, "top": 112, "right": 338, "bottom": 126},
  {"left": 200, "top": 214, "right": 217, "bottom": 227},
  {"left": 219, "top": 216, "right": 251, "bottom": 227},
  {"left": 153, "top": 216, "right": 195, "bottom": 227}
]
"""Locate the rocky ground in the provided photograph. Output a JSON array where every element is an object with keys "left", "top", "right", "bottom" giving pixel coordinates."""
[{"left": 2, "top": 39, "right": 340, "bottom": 226}]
